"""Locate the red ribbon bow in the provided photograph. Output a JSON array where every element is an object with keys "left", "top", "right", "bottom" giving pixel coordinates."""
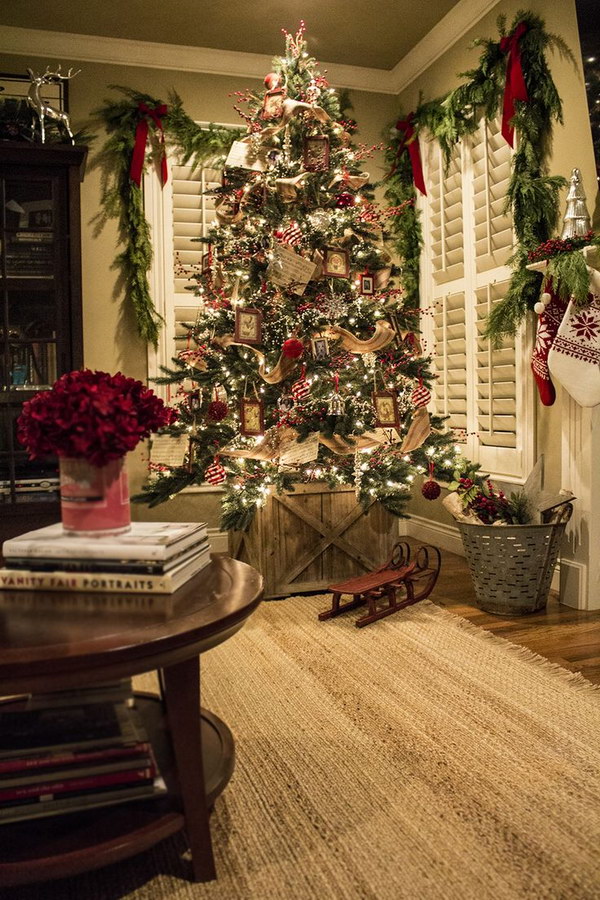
[
  {"left": 499, "top": 22, "right": 529, "bottom": 147},
  {"left": 130, "top": 102, "right": 169, "bottom": 187},
  {"left": 394, "top": 114, "right": 427, "bottom": 196}
]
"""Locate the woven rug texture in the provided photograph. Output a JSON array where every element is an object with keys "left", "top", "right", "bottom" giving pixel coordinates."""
[{"left": 6, "top": 595, "right": 600, "bottom": 900}]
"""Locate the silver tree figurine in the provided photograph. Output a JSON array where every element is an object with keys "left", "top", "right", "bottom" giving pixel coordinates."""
[{"left": 561, "top": 167, "right": 592, "bottom": 238}]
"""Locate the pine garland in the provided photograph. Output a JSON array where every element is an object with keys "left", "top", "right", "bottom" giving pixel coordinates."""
[
  {"left": 384, "top": 10, "right": 576, "bottom": 346},
  {"left": 93, "top": 86, "right": 242, "bottom": 346}
]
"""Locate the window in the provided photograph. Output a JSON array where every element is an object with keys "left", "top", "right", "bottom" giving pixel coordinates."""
[
  {"left": 145, "top": 145, "right": 224, "bottom": 398},
  {"left": 420, "top": 118, "right": 534, "bottom": 482},
  {"left": 144, "top": 127, "right": 235, "bottom": 487}
]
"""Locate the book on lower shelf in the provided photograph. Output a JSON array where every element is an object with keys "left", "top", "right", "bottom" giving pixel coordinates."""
[
  {"left": 0, "top": 777, "right": 167, "bottom": 824},
  {"left": 0, "top": 701, "right": 148, "bottom": 758},
  {"left": 0, "top": 695, "right": 167, "bottom": 824}
]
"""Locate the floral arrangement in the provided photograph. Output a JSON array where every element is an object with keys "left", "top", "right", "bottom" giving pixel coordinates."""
[
  {"left": 446, "top": 466, "right": 530, "bottom": 525},
  {"left": 17, "top": 369, "right": 176, "bottom": 467}
]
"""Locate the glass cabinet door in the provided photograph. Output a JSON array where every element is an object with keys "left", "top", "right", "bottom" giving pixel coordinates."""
[
  {"left": 0, "top": 145, "right": 85, "bottom": 525},
  {"left": 2, "top": 173, "right": 61, "bottom": 392}
]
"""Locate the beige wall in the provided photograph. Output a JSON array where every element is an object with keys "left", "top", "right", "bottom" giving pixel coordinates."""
[
  {"left": 0, "top": 51, "right": 396, "bottom": 526},
  {"left": 396, "top": 0, "right": 597, "bottom": 529}
]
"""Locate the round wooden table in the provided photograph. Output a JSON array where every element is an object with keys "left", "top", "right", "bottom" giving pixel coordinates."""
[{"left": 0, "top": 555, "right": 263, "bottom": 886}]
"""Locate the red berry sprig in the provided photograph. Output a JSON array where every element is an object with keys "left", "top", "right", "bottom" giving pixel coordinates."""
[{"left": 527, "top": 230, "right": 595, "bottom": 263}]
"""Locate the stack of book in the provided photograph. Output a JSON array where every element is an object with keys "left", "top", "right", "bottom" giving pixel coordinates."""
[
  {"left": 0, "top": 686, "right": 166, "bottom": 824},
  {"left": 0, "top": 521, "right": 211, "bottom": 597}
]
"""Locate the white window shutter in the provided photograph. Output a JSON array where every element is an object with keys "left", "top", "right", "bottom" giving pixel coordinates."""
[{"left": 422, "top": 120, "right": 533, "bottom": 482}]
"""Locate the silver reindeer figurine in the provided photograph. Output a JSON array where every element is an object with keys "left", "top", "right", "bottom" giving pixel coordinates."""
[{"left": 27, "top": 65, "right": 80, "bottom": 144}]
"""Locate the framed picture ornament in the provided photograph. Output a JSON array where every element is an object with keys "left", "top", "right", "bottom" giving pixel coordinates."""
[
  {"left": 372, "top": 391, "right": 399, "bottom": 428},
  {"left": 235, "top": 307, "right": 263, "bottom": 345},
  {"left": 323, "top": 247, "right": 350, "bottom": 279},
  {"left": 240, "top": 398, "right": 265, "bottom": 436},
  {"left": 303, "top": 134, "right": 330, "bottom": 172},
  {"left": 310, "top": 336, "right": 330, "bottom": 361},
  {"left": 360, "top": 272, "right": 375, "bottom": 295},
  {"left": 262, "top": 88, "right": 286, "bottom": 119}
]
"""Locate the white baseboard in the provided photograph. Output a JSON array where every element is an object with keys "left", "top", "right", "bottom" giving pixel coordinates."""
[
  {"left": 559, "top": 558, "right": 588, "bottom": 610},
  {"left": 399, "top": 515, "right": 464, "bottom": 556}
]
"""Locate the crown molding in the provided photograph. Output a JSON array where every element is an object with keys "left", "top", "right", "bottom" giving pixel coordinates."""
[
  {"left": 0, "top": 25, "right": 395, "bottom": 94},
  {"left": 389, "top": 0, "right": 501, "bottom": 93},
  {"left": 0, "top": 0, "right": 501, "bottom": 98}
]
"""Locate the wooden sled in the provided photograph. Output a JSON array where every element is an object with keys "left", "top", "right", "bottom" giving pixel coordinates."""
[{"left": 319, "top": 542, "right": 441, "bottom": 628}]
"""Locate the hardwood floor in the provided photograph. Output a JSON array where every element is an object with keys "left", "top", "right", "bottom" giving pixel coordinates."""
[{"left": 426, "top": 542, "right": 600, "bottom": 685}]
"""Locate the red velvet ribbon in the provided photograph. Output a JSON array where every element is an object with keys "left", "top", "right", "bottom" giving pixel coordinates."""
[
  {"left": 499, "top": 22, "right": 529, "bottom": 147},
  {"left": 394, "top": 114, "right": 427, "bottom": 196},
  {"left": 130, "top": 102, "right": 168, "bottom": 187}
]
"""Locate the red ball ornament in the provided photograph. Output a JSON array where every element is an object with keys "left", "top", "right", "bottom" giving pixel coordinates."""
[
  {"left": 411, "top": 382, "right": 431, "bottom": 409},
  {"left": 207, "top": 400, "right": 228, "bottom": 421},
  {"left": 336, "top": 192, "right": 354, "bottom": 208},
  {"left": 205, "top": 458, "right": 227, "bottom": 486},
  {"left": 264, "top": 72, "right": 282, "bottom": 90},
  {"left": 282, "top": 338, "right": 304, "bottom": 359},
  {"left": 422, "top": 479, "right": 441, "bottom": 500}
]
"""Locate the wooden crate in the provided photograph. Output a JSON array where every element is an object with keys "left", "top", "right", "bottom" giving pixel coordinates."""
[{"left": 229, "top": 484, "right": 398, "bottom": 598}]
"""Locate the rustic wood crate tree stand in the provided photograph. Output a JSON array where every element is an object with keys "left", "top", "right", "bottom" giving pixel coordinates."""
[{"left": 229, "top": 484, "right": 398, "bottom": 599}]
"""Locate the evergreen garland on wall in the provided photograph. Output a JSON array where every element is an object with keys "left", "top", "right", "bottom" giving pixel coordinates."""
[
  {"left": 93, "top": 87, "right": 242, "bottom": 346},
  {"left": 384, "top": 10, "right": 576, "bottom": 345}
]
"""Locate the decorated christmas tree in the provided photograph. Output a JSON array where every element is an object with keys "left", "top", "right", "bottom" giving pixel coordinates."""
[{"left": 137, "top": 23, "right": 463, "bottom": 530}]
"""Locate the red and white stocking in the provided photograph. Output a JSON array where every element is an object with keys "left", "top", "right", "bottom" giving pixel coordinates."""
[
  {"left": 548, "top": 296, "right": 600, "bottom": 407},
  {"left": 531, "top": 285, "right": 568, "bottom": 406}
]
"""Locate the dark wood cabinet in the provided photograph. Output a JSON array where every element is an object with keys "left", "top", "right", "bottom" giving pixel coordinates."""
[{"left": 0, "top": 143, "right": 86, "bottom": 544}]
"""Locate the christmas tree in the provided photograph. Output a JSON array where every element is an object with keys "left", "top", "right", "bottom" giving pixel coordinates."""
[{"left": 137, "top": 23, "right": 463, "bottom": 530}]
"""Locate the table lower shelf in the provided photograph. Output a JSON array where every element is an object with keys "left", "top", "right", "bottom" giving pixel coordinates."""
[{"left": 0, "top": 695, "right": 235, "bottom": 886}]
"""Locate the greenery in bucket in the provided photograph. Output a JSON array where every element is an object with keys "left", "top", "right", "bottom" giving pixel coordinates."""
[{"left": 447, "top": 465, "right": 530, "bottom": 525}]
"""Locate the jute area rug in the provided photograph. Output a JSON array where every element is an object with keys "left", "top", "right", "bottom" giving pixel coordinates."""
[{"left": 8, "top": 596, "right": 600, "bottom": 900}]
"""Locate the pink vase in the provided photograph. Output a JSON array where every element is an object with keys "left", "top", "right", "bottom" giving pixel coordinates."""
[{"left": 59, "top": 457, "right": 131, "bottom": 536}]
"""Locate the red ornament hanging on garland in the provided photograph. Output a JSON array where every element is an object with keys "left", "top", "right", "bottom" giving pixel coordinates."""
[
  {"left": 411, "top": 378, "right": 431, "bottom": 409},
  {"left": 336, "top": 191, "right": 354, "bottom": 208},
  {"left": 291, "top": 365, "right": 310, "bottom": 402},
  {"left": 421, "top": 461, "right": 441, "bottom": 500},
  {"left": 282, "top": 338, "right": 304, "bottom": 359},
  {"left": 207, "top": 399, "right": 228, "bottom": 421},
  {"left": 205, "top": 457, "right": 227, "bottom": 486}
]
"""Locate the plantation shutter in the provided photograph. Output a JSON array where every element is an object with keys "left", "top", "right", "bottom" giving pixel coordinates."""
[
  {"left": 170, "top": 160, "right": 221, "bottom": 355},
  {"left": 421, "top": 119, "right": 532, "bottom": 481},
  {"left": 432, "top": 289, "right": 467, "bottom": 438},
  {"left": 469, "top": 119, "right": 526, "bottom": 477},
  {"left": 424, "top": 140, "right": 469, "bottom": 446},
  {"left": 145, "top": 127, "right": 231, "bottom": 398}
]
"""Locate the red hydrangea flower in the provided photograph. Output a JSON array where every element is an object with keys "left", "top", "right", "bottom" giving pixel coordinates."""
[{"left": 17, "top": 369, "right": 177, "bottom": 468}]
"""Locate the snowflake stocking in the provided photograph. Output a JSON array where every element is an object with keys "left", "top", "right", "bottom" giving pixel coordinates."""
[
  {"left": 530, "top": 285, "right": 569, "bottom": 406},
  {"left": 548, "top": 296, "right": 600, "bottom": 407}
]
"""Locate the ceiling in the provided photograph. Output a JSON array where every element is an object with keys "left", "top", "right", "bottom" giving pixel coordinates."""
[{"left": 0, "top": 0, "right": 464, "bottom": 71}]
